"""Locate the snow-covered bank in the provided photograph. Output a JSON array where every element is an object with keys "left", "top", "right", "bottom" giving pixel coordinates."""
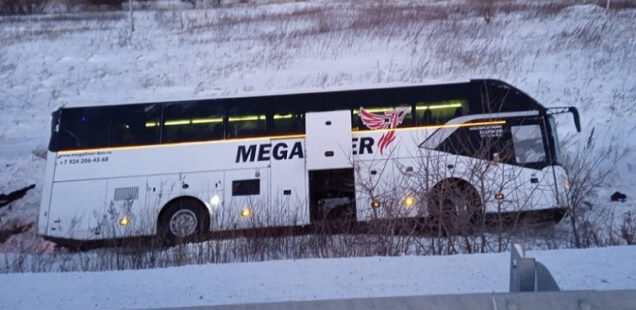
[{"left": 0, "top": 246, "right": 634, "bottom": 310}]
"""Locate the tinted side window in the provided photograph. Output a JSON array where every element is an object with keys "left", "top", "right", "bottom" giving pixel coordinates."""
[
  {"left": 232, "top": 179, "right": 260, "bottom": 196},
  {"left": 226, "top": 104, "right": 266, "bottom": 139},
  {"left": 162, "top": 102, "right": 224, "bottom": 143},
  {"left": 110, "top": 104, "right": 161, "bottom": 147},
  {"left": 415, "top": 99, "right": 468, "bottom": 126},
  {"left": 436, "top": 123, "right": 515, "bottom": 164},
  {"left": 269, "top": 112, "right": 305, "bottom": 135},
  {"left": 57, "top": 107, "right": 110, "bottom": 150}
]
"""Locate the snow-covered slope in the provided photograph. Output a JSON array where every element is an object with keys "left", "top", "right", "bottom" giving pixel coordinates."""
[
  {"left": 0, "top": 1, "right": 635, "bottom": 252},
  {"left": 0, "top": 246, "right": 634, "bottom": 310}
]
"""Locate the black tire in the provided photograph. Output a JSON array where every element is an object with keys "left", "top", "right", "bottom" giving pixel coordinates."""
[
  {"left": 427, "top": 180, "right": 482, "bottom": 235},
  {"left": 325, "top": 204, "right": 355, "bottom": 221},
  {"left": 157, "top": 198, "right": 210, "bottom": 244}
]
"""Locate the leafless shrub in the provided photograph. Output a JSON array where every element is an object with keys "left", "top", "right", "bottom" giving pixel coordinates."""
[
  {"left": 83, "top": 0, "right": 121, "bottom": 9},
  {"left": 0, "top": 220, "right": 33, "bottom": 243},
  {"left": 562, "top": 128, "right": 630, "bottom": 248},
  {"left": 620, "top": 211, "right": 635, "bottom": 245},
  {"left": 0, "top": 0, "right": 48, "bottom": 15}
]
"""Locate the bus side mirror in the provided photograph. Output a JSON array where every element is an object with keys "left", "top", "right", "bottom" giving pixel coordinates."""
[
  {"left": 569, "top": 107, "right": 581, "bottom": 132},
  {"left": 546, "top": 107, "right": 581, "bottom": 133}
]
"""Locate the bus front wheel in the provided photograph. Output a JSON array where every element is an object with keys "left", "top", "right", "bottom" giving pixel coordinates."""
[
  {"left": 158, "top": 197, "right": 210, "bottom": 244},
  {"left": 427, "top": 179, "right": 482, "bottom": 234}
]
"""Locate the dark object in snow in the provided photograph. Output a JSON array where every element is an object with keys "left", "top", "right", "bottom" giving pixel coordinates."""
[
  {"left": 611, "top": 191, "right": 627, "bottom": 202},
  {"left": 0, "top": 184, "right": 35, "bottom": 208},
  {"left": 181, "top": 0, "right": 196, "bottom": 7},
  {"left": 0, "top": 221, "right": 33, "bottom": 243}
]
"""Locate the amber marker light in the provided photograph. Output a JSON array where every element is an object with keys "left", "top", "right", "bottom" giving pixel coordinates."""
[
  {"left": 404, "top": 196, "right": 416, "bottom": 208},
  {"left": 240, "top": 207, "right": 252, "bottom": 218},
  {"left": 119, "top": 216, "right": 130, "bottom": 226},
  {"left": 372, "top": 200, "right": 382, "bottom": 208},
  {"left": 495, "top": 193, "right": 504, "bottom": 201}
]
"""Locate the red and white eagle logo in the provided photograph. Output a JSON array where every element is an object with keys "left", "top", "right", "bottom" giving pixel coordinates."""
[{"left": 359, "top": 107, "right": 410, "bottom": 155}]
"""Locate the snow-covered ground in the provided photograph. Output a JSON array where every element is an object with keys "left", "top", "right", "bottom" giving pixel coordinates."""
[
  {"left": 0, "top": 0, "right": 634, "bottom": 273},
  {"left": 0, "top": 245, "right": 634, "bottom": 310}
]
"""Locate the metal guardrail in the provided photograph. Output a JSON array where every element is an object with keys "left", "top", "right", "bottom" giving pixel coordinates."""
[
  {"left": 149, "top": 244, "right": 636, "bottom": 310},
  {"left": 510, "top": 243, "right": 560, "bottom": 292},
  {"left": 152, "top": 290, "right": 636, "bottom": 310}
]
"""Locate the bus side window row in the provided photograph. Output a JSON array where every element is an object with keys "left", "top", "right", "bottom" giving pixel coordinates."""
[
  {"left": 160, "top": 112, "right": 305, "bottom": 140},
  {"left": 161, "top": 112, "right": 305, "bottom": 141},
  {"left": 58, "top": 105, "right": 161, "bottom": 150},
  {"left": 56, "top": 105, "right": 306, "bottom": 150},
  {"left": 351, "top": 99, "right": 469, "bottom": 130},
  {"left": 55, "top": 99, "right": 468, "bottom": 150}
]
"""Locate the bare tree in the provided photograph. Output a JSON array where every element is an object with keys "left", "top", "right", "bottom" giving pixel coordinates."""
[{"left": 562, "top": 127, "right": 629, "bottom": 248}]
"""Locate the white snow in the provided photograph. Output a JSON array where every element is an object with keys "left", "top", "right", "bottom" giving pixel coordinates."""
[{"left": 0, "top": 245, "right": 634, "bottom": 310}]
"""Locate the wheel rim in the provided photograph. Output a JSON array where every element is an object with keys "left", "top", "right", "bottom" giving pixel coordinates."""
[
  {"left": 169, "top": 209, "right": 198, "bottom": 237},
  {"left": 431, "top": 189, "right": 480, "bottom": 224},
  {"left": 443, "top": 196, "right": 472, "bottom": 217}
]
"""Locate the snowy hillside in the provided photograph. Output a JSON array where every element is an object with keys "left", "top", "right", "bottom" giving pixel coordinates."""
[{"left": 0, "top": 0, "right": 635, "bottom": 254}]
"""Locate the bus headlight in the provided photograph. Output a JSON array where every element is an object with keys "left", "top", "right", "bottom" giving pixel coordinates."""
[
  {"left": 210, "top": 194, "right": 221, "bottom": 206},
  {"left": 119, "top": 216, "right": 130, "bottom": 226}
]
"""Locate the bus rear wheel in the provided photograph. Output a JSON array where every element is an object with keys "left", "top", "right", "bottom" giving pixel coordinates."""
[
  {"left": 158, "top": 198, "right": 210, "bottom": 244},
  {"left": 427, "top": 180, "right": 482, "bottom": 235}
]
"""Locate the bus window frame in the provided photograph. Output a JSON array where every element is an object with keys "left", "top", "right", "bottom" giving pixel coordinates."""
[
  {"left": 161, "top": 101, "right": 225, "bottom": 144},
  {"left": 508, "top": 116, "right": 552, "bottom": 170}
]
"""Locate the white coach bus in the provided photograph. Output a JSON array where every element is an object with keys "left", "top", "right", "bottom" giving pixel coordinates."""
[{"left": 39, "top": 79, "right": 580, "bottom": 245}]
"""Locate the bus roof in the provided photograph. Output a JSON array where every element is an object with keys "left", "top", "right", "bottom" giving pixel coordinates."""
[
  {"left": 56, "top": 79, "right": 544, "bottom": 115},
  {"left": 60, "top": 79, "right": 472, "bottom": 109}
]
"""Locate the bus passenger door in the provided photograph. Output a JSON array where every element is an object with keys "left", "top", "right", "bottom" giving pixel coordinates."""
[
  {"left": 507, "top": 117, "right": 559, "bottom": 212},
  {"left": 305, "top": 110, "right": 355, "bottom": 223},
  {"left": 269, "top": 138, "right": 309, "bottom": 226},
  {"left": 306, "top": 110, "right": 353, "bottom": 171}
]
